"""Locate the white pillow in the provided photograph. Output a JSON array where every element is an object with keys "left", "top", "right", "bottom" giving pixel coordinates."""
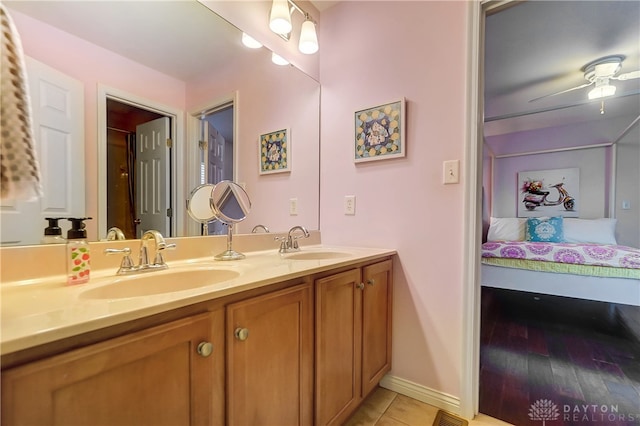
[
  {"left": 563, "top": 218, "right": 617, "bottom": 245},
  {"left": 487, "top": 217, "right": 526, "bottom": 241}
]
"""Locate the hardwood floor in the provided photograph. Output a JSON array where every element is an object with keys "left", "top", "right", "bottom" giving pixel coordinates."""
[{"left": 480, "top": 287, "right": 640, "bottom": 426}]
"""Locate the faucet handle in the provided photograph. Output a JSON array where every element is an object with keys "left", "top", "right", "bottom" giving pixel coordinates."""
[
  {"left": 104, "top": 248, "right": 135, "bottom": 272},
  {"left": 152, "top": 243, "right": 176, "bottom": 266}
]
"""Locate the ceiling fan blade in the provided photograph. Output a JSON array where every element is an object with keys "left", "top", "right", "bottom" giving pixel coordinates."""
[
  {"left": 613, "top": 70, "right": 640, "bottom": 81},
  {"left": 528, "top": 82, "right": 594, "bottom": 102}
]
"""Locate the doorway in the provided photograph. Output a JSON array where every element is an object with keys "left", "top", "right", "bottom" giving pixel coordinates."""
[
  {"left": 106, "top": 99, "right": 171, "bottom": 239},
  {"left": 193, "top": 100, "right": 235, "bottom": 236}
]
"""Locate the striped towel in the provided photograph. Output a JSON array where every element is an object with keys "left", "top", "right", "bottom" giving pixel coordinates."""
[{"left": 0, "top": 4, "right": 42, "bottom": 201}]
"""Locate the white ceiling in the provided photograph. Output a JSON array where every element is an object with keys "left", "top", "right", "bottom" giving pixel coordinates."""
[{"left": 484, "top": 1, "right": 640, "bottom": 146}]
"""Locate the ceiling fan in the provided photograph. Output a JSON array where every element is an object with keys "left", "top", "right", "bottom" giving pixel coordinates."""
[{"left": 529, "top": 55, "right": 640, "bottom": 102}]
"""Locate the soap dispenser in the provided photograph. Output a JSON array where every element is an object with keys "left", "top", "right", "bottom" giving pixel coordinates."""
[
  {"left": 66, "top": 217, "right": 92, "bottom": 285},
  {"left": 42, "top": 217, "right": 66, "bottom": 244}
]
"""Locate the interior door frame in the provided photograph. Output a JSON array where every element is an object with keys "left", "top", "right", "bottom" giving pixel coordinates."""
[
  {"left": 97, "top": 85, "right": 184, "bottom": 240},
  {"left": 186, "top": 91, "right": 239, "bottom": 237}
]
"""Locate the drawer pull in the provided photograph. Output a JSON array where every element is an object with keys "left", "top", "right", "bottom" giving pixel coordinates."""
[
  {"left": 367, "top": 279, "right": 375, "bottom": 286},
  {"left": 235, "top": 327, "right": 249, "bottom": 341},
  {"left": 197, "top": 341, "right": 213, "bottom": 357},
  {"left": 356, "top": 282, "right": 365, "bottom": 290}
]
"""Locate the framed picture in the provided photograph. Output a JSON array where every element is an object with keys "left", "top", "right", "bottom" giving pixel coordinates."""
[
  {"left": 354, "top": 98, "right": 405, "bottom": 163},
  {"left": 259, "top": 128, "right": 290, "bottom": 174},
  {"left": 517, "top": 167, "right": 580, "bottom": 217}
]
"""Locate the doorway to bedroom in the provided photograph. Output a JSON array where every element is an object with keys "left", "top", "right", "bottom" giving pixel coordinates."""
[{"left": 478, "top": 2, "right": 640, "bottom": 425}]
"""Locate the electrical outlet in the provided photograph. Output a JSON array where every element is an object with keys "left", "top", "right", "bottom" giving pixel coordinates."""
[
  {"left": 344, "top": 195, "right": 356, "bottom": 215},
  {"left": 622, "top": 200, "right": 631, "bottom": 210},
  {"left": 443, "top": 160, "right": 460, "bottom": 184},
  {"left": 289, "top": 198, "right": 298, "bottom": 215}
]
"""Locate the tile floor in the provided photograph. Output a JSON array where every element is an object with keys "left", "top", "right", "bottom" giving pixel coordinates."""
[{"left": 344, "top": 387, "right": 513, "bottom": 426}]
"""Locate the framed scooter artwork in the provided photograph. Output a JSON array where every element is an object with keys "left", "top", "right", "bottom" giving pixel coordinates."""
[{"left": 517, "top": 168, "right": 580, "bottom": 217}]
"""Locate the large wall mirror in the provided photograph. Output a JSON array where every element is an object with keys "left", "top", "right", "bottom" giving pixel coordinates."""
[{"left": 2, "top": 1, "right": 320, "bottom": 246}]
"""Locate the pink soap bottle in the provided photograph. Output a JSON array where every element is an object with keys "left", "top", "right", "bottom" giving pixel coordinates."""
[{"left": 66, "top": 217, "right": 92, "bottom": 285}]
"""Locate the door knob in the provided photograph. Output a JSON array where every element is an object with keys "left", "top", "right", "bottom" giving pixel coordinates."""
[
  {"left": 235, "top": 327, "right": 249, "bottom": 341},
  {"left": 367, "top": 279, "right": 376, "bottom": 286},
  {"left": 197, "top": 341, "right": 213, "bottom": 357},
  {"left": 356, "top": 282, "right": 365, "bottom": 290}
]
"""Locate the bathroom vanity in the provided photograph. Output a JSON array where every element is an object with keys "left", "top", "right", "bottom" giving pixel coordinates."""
[{"left": 1, "top": 238, "right": 394, "bottom": 426}]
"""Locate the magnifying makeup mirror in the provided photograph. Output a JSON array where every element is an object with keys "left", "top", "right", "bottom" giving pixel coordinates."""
[
  {"left": 186, "top": 184, "right": 217, "bottom": 235},
  {"left": 209, "top": 180, "right": 251, "bottom": 260}
]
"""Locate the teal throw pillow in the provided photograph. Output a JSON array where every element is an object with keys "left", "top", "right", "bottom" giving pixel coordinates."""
[{"left": 526, "top": 217, "right": 564, "bottom": 243}]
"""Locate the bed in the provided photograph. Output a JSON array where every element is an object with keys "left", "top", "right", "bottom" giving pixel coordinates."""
[{"left": 481, "top": 217, "right": 640, "bottom": 306}]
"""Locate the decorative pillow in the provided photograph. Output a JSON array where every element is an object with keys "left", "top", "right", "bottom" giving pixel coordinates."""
[
  {"left": 564, "top": 218, "right": 617, "bottom": 245},
  {"left": 526, "top": 217, "right": 564, "bottom": 243},
  {"left": 487, "top": 217, "right": 526, "bottom": 241}
]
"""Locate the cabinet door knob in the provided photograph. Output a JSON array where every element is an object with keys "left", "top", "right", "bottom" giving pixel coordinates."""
[
  {"left": 356, "top": 282, "right": 365, "bottom": 290},
  {"left": 367, "top": 279, "right": 375, "bottom": 286},
  {"left": 235, "top": 327, "right": 249, "bottom": 341},
  {"left": 197, "top": 341, "right": 213, "bottom": 357}
]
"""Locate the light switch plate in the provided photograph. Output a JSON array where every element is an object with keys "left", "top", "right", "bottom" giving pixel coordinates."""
[
  {"left": 443, "top": 160, "right": 460, "bottom": 184},
  {"left": 289, "top": 198, "right": 298, "bottom": 215}
]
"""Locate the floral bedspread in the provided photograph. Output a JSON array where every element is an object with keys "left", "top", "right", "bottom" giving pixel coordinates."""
[{"left": 481, "top": 241, "right": 640, "bottom": 270}]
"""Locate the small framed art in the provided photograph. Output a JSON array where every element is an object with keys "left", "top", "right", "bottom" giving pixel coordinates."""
[
  {"left": 259, "top": 128, "right": 290, "bottom": 174},
  {"left": 354, "top": 98, "right": 405, "bottom": 163}
]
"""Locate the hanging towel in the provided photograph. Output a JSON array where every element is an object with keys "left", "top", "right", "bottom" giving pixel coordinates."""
[{"left": 0, "top": 4, "right": 42, "bottom": 201}]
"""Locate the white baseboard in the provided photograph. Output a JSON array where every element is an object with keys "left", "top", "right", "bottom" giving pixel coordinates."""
[{"left": 380, "top": 374, "right": 461, "bottom": 416}]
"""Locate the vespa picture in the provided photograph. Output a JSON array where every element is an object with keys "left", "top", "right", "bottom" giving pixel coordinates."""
[{"left": 517, "top": 168, "right": 579, "bottom": 218}]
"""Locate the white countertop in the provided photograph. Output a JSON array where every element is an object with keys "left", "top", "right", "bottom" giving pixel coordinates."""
[{"left": 1, "top": 245, "right": 395, "bottom": 355}]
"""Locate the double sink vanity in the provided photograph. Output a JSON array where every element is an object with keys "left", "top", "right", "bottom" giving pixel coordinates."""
[{"left": 1, "top": 232, "right": 395, "bottom": 425}]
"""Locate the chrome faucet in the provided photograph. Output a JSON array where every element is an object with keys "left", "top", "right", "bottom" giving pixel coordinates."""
[
  {"left": 251, "top": 224, "right": 270, "bottom": 233},
  {"left": 105, "top": 227, "right": 126, "bottom": 241},
  {"left": 104, "top": 230, "right": 176, "bottom": 275},
  {"left": 277, "top": 225, "right": 310, "bottom": 253}
]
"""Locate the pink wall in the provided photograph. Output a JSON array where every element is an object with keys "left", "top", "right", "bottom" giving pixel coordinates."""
[
  {"left": 10, "top": 10, "right": 186, "bottom": 239},
  {"left": 319, "top": 2, "right": 469, "bottom": 398}
]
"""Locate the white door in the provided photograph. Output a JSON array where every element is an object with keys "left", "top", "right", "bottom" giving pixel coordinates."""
[
  {"left": 136, "top": 117, "right": 170, "bottom": 237},
  {"left": 202, "top": 121, "right": 226, "bottom": 235},
  {"left": 0, "top": 57, "right": 84, "bottom": 245}
]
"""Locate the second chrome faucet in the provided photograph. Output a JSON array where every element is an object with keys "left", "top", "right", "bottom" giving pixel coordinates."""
[
  {"left": 277, "top": 226, "right": 310, "bottom": 253},
  {"left": 105, "top": 230, "right": 176, "bottom": 275}
]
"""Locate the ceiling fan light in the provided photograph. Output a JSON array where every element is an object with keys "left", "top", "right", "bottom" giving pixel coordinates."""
[
  {"left": 241, "top": 33, "right": 263, "bottom": 49},
  {"left": 269, "top": 0, "right": 292, "bottom": 35},
  {"left": 588, "top": 84, "right": 616, "bottom": 100},
  {"left": 298, "top": 18, "right": 318, "bottom": 54}
]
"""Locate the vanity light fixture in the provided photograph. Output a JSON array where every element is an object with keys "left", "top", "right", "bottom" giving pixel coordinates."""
[
  {"left": 271, "top": 52, "right": 290, "bottom": 66},
  {"left": 269, "top": 0, "right": 319, "bottom": 55},
  {"left": 269, "top": 0, "right": 292, "bottom": 34},
  {"left": 298, "top": 14, "right": 318, "bottom": 54},
  {"left": 241, "top": 33, "right": 263, "bottom": 49}
]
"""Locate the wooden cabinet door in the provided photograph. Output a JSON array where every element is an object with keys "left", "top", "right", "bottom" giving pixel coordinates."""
[
  {"left": 315, "top": 268, "right": 362, "bottom": 426},
  {"left": 361, "top": 259, "right": 393, "bottom": 397},
  {"left": 226, "top": 283, "right": 313, "bottom": 426},
  {"left": 1, "top": 313, "right": 215, "bottom": 426}
]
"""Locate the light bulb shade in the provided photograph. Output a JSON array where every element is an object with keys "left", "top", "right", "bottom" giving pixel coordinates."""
[
  {"left": 271, "top": 52, "right": 289, "bottom": 66},
  {"left": 588, "top": 84, "right": 616, "bottom": 100},
  {"left": 298, "top": 19, "right": 318, "bottom": 54},
  {"left": 241, "top": 33, "right": 263, "bottom": 49},
  {"left": 269, "top": 0, "right": 292, "bottom": 35}
]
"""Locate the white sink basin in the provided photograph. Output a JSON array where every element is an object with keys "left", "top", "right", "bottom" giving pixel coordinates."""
[
  {"left": 284, "top": 251, "right": 351, "bottom": 261},
  {"left": 81, "top": 267, "right": 239, "bottom": 299}
]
